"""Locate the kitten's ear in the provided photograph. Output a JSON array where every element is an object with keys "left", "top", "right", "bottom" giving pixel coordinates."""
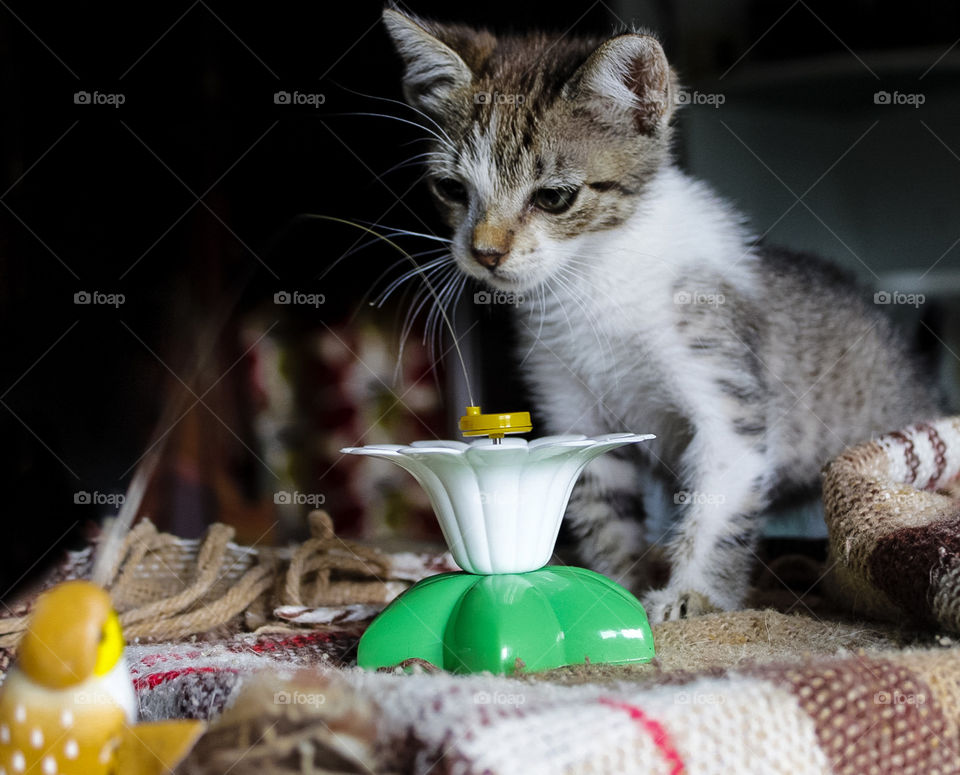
[
  {"left": 563, "top": 34, "right": 675, "bottom": 135},
  {"left": 383, "top": 9, "right": 473, "bottom": 115}
]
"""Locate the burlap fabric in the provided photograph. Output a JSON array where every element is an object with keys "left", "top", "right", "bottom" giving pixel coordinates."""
[{"left": 823, "top": 416, "right": 960, "bottom": 630}]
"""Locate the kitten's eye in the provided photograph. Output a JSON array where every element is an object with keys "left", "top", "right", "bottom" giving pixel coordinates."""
[
  {"left": 533, "top": 187, "right": 579, "bottom": 214},
  {"left": 432, "top": 177, "right": 468, "bottom": 205}
]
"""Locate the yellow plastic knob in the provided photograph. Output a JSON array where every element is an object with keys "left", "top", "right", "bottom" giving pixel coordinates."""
[{"left": 459, "top": 406, "right": 533, "bottom": 439}]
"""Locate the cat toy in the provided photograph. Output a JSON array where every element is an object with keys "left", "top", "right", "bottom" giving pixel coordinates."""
[
  {"left": 0, "top": 581, "right": 203, "bottom": 775},
  {"left": 345, "top": 407, "right": 656, "bottom": 674},
  {"left": 0, "top": 424, "right": 204, "bottom": 773}
]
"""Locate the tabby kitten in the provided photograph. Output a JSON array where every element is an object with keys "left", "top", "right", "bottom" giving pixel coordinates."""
[{"left": 382, "top": 8, "right": 940, "bottom": 621}]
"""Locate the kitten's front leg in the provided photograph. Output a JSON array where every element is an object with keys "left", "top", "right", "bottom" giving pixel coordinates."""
[
  {"left": 642, "top": 429, "right": 770, "bottom": 621},
  {"left": 565, "top": 454, "right": 648, "bottom": 594}
]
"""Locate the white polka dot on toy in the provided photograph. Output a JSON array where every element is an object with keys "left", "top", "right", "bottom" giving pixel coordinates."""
[
  {"left": 41, "top": 756, "right": 56, "bottom": 774},
  {"left": 29, "top": 728, "right": 43, "bottom": 748},
  {"left": 63, "top": 739, "right": 78, "bottom": 760}
]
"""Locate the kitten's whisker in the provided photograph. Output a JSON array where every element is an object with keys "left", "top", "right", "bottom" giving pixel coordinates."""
[
  {"left": 425, "top": 266, "right": 463, "bottom": 363},
  {"left": 347, "top": 238, "right": 444, "bottom": 266},
  {"left": 331, "top": 81, "right": 457, "bottom": 147},
  {"left": 358, "top": 249, "right": 449, "bottom": 319},
  {"left": 537, "top": 282, "right": 547, "bottom": 342},
  {"left": 352, "top": 221, "right": 452, "bottom": 244},
  {"left": 519, "top": 281, "right": 548, "bottom": 366},
  {"left": 553, "top": 268, "right": 618, "bottom": 374},
  {"left": 303, "top": 215, "right": 474, "bottom": 404},
  {"left": 558, "top": 267, "right": 624, "bottom": 392},
  {"left": 294, "top": 215, "right": 451, "bottom": 294},
  {"left": 558, "top": 258, "right": 632, "bottom": 321},
  {"left": 332, "top": 112, "right": 454, "bottom": 151},
  {"left": 557, "top": 267, "right": 616, "bottom": 351},
  {"left": 376, "top": 254, "right": 453, "bottom": 305},
  {"left": 401, "top": 264, "right": 453, "bottom": 348},
  {"left": 398, "top": 264, "right": 459, "bottom": 372},
  {"left": 544, "top": 274, "right": 576, "bottom": 343},
  {"left": 431, "top": 269, "right": 461, "bottom": 350},
  {"left": 380, "top": 152, "right": 446, "bottom": 177},
  {"left": 399, "top": 137, "right": 442, "bottom": 148}
]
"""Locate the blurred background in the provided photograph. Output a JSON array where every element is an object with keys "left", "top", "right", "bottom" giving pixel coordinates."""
[{"left": 2, "top": 0, "right": 958, "bottom": 595}]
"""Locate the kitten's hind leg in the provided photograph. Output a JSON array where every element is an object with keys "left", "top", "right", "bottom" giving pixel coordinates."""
[
  {"left": 642, "top": 427, "right": 770, "bottom": 622},
  {"left": 564, "top": 455, "right": 648, "bottom": 594}
]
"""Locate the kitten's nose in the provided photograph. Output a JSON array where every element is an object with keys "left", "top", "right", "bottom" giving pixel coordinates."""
[
  {"left": 471, "top": 221, "right": 512, "bottom": 270},
  {"left": 471, "top": 246, "right": 507, "bottom": 269}
]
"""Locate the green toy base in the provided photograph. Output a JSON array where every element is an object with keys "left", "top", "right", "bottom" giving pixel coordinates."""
[{"left": 357, "top": 566, "right": 655, "bottom": 674}]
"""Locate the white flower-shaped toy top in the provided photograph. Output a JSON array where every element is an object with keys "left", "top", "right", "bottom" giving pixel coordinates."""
[{"left": 342, "top": 433, "right": 654, "bottom": 574}]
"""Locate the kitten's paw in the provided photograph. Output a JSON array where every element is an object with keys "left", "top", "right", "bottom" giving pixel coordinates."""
[{"left": 641, "top": 588, "right": 718, "bottom": 622}]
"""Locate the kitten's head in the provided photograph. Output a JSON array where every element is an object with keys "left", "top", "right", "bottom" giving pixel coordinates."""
[{"left": 383, "top": 8, "right": 678, "bottom": 293}]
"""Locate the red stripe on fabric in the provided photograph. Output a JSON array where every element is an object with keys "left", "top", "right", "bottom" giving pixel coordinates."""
[
  {"left": 133, "top": 666, "right": 234, "bottom": 691},
  {"left": 245, "top": 631, "right": 333, "bottom": 653},
  {"left": 598, "top": 697, "right": 685, "bottom": 774}
]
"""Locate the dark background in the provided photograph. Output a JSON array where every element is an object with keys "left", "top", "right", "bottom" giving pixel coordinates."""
[{"left": 2, "top": 0, "right": 958, "bottom": 597}]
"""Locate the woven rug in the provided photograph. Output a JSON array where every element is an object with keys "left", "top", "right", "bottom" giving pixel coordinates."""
[{"left": 2, "top": 417, "right": 960, "bottom": 773}]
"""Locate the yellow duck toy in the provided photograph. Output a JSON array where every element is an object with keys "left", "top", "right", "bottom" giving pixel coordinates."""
[{"left": 0, "top": 580, "right": 204, "bottom": 775}]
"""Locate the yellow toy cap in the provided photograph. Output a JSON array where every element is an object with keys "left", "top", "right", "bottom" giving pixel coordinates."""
[{"left": 459, "top": 406, "right": 532, "bottom": 439}]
